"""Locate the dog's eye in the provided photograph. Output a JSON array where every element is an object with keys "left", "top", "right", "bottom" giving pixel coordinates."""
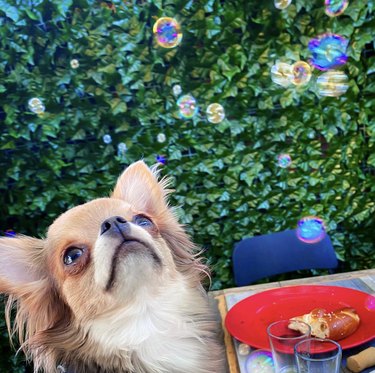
[
  {"left": 63, "top": 247, "right": 84, "bottom": 265},
  {"left": 133, "top": 215, "right": 153, "bottom": 228}
]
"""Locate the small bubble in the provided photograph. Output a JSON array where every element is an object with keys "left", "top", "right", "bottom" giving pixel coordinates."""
[
  {"left": 274, "top": 0, "right": 292, "bottom": 10},
  {"left": 325, "top": 0, "right": 349, "bottom": 17},
  {"left": 157, "top": 133, "right": 166, "bottom": 143},
  {"left": 28, "top": 97, "right": 45, "bottom": 114},
  {"left": 177, "top": 94, "right": 198, "bottom": 119},
  {"left": 70, "top": 59, "right": 79, "bottom": 69},
  {"left": 291, "top": 61, "right": 312, "bottom": 86},
  {"left": 172, "top": 85, "right": 182, "bottom": 96},
  {"left": 206, "top": 103, "right": 225, "bottom": 124},
  {"left": 103, "top": 134, "right": 112, "bottom": 144},
  {"left": 245, "top": 350, "right": 274, "bottom": 373},
  {"left": 277, "top": 153, "right": 292, "bottom": 168}
]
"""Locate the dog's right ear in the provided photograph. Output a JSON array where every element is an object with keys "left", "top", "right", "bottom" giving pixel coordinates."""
[{"left": 0, "top": 236, "right": 46, "bottom": 296}]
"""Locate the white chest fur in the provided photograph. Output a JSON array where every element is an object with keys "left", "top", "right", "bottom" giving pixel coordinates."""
[{"left": 84, "top": 281, "right": 216, "bottom": 373}]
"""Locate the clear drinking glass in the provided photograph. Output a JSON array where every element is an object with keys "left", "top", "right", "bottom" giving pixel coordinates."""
[
  {"left": 294, "top": 338, "right": 342, "bottom": 373},
  {"left": 267, "top": 320, "right": 311, "bottom": 373}
]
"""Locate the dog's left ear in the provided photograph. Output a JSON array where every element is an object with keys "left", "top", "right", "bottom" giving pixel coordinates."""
[{"left": 111, "top": 160, "right": 171, "bottom": 215}]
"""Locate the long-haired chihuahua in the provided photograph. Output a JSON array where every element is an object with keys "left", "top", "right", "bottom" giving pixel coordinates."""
[{"left": 0, "top": 161, "right": 224, "bottom": 373}]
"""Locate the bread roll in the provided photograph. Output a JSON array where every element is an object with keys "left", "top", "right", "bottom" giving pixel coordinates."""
[{"left": 288, "top": 307, "right": 360, "bottom": 341}]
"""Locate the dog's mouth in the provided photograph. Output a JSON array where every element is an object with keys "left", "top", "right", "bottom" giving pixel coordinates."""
[{"left": 105, "top": 239, "right": 162, "bottom": 291}]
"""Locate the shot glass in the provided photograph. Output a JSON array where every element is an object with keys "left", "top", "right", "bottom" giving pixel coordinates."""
[
  {"left": 294, "top": 338, "right": 342, "bottom": 373},
  {"left": 267, "top": 320, "right": 311, "bottom": 373}
]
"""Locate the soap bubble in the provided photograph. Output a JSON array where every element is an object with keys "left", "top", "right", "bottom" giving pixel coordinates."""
[
  {"left": 308, "top": 33, "right": 348, "bottom": 71},
  {"left": 28, "top": 97, "right": 45, "bottom": 114},
  {"left": 156, "top": 155, "right": 166, "bottom": 165},
  {"left": 245, "top": 350, "right": 274, "bottom": 373},
  {"left": 70, "top": 59, "right": 79, "bottom": 69},
  {"left": 153, "top": 17, "right": 182, "bottom": 48},
  {"left": 103, "top": 134, "right": 112, "bottom": 144},
  {"left": 274, "top": 0, "right": 292, "bottom": 10},
  {"left": 291, "top": 61, "right": 312, "bottom": 86},
  {"left": 173, "top": 85, "right": 182, "bottom": 96},
  {"left": 365, "top": 296, "right": 375, "bottom": 311},
  {"left": 297, "top": 216, "right": 326, "bottom": 244},
  {"left": 316, "top": 71, "right": 349, "bottom": 97},
  {"left": 206, "top": 103, "right": 225, "bottom": 124},
  {"left": 277, "top": 153, "right": 292, "bottom": 168},
  {"left": 238, "top": 343, "right": 250, "bottom": 356},
  {"left": 5, "top": 229, "right": 16, "bottom": 237},
  {"left": 325, "top": 0, "right": 349, "bottom": 17},
  {"left": 117, "top": 142, "right": 127, "bottom": 157},
  {"left": 157, "top": 133, "right": 166, "bottom": 143},
  {"left": 271, "top": 62, "right": 293, "bottom": 87},
  {"left": 177, "top": 94, "right": 198, "bottom": 119}
]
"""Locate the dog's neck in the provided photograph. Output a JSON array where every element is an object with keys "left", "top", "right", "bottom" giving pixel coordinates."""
[{"left": 61, "top": 279, "right": 217, "bottom": 373}]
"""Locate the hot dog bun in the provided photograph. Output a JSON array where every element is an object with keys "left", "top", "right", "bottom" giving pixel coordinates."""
[{"left": 289, "top": 307, "right": 360, "bottom": 341}]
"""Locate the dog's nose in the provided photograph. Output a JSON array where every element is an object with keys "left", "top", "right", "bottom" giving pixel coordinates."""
[{"left": 100, "top": 216, "right": 128, "bottom": 236}]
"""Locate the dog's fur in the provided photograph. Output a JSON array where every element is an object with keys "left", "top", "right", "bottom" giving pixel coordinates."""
[{"left": 0, "top": 161, "right": 224, "bottom": 373}]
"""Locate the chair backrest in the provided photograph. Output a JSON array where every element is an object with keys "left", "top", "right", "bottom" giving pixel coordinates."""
[{"left": 232, "top": 229, "right": 338, "bottom": 286}]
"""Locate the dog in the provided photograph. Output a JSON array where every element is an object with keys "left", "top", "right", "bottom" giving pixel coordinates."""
[{"left": 0, "top": 161, "right": 224, "bottom": 373}]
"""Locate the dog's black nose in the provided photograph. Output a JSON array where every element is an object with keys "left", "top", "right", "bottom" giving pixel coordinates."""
[{"left": 100, "top": 216, "right": 127, "bottom": 236}]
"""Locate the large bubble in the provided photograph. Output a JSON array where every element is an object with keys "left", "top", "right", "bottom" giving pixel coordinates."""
[
  {"left": 317, "top": 71, "right": 349, "bottom": 97},
  {"left": 308, "top": 33, "right": 348, "bottom": 70},
  {"left": 297, "top": 216, "right": 326, "bottom": 244},
  {"left": 271, "top": 62, "right": 293, "bottom": 87},
  {"left": 153, "top": 17, "right": 182, "bottom": 48}
]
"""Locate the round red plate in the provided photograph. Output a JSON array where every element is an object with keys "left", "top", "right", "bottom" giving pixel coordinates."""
[{"left": 224, "top": 285, "right": 375, "bottom": 350}]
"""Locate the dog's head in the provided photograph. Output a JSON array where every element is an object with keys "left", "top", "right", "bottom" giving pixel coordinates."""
[{"left": 0, "top": 161, "right": 208, "bottom": 371}]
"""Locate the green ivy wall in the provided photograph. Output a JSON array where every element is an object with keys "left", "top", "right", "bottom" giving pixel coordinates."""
[{"left": 0, "top": 0, "right": 374, "bottom": 370}]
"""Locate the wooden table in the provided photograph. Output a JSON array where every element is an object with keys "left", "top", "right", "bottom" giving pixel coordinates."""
[{"left": 210, "top": 269, "right": 375, "bottom": 373}]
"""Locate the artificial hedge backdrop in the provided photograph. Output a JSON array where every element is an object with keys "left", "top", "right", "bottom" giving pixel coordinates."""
[{"left": 0, "top": 0, "right": 374, "bottom": 370}]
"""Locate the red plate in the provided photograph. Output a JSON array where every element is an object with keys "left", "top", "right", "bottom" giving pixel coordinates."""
[{"left": 225, "top": 285, "right": 375, "bottom": 350}]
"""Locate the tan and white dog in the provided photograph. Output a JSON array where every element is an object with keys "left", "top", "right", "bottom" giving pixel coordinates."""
[{"left": 0, "top": 161, "right": 224, "bottom": 373}]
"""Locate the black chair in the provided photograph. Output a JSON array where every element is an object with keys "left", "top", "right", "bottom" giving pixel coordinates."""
[{"left": 232, "top": 229, "right": 338, "bottom": 286}]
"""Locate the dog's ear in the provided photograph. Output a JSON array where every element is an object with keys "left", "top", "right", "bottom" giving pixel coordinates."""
[
  {"left": 0, "top": 236, "right": 46, "bottom": 295},
  {"left": 111, "top": 160, "right": 171, "bottom": 215}
]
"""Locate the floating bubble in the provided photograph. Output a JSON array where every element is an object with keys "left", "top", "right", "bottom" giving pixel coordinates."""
[
  {"left": 245, "top": 350, "right": 274, "bottom": 373},
  {"left": 325, "top": 0, "right": 349, "bottom": 17},
  {"left": 28, "top": 97, "right": 45, "bottom": 114},
  {"left": 277, "top": 153, "right": 292, "bottom": 168},
  {"left": 297, "top": 216, "right": 326, "bottom": 244},
  {"left": 308, "top": 33, "right": 349, "bottom": 71},
  {"left": 365, "top": 296, "right": 375, "bottom": 311},
  {"left": 317, "top": 70, "right": 349, "bottom": 96},
  {"left": 173, "top": 85, "right": 182, "bottom": 96},
  {"left": 238, "top": 343, "right": 250, "bottom": 356},
  {"left": 103, "top": 134, "right": 112, "bottom": 144},
  {"left": 117, "top": 142, "right": 127, "bottom": 157},
  {"left": 291, "top": 61, "right": 312, "bottom": 86},
  {"left": 274, "top": 0, "right": 292, "bottom": 10},
  {"left": 5, "top": 229, "right": 16, "bottom": 237},
  {"left": 70, "top": 59, "right": 79, "bottom": 69},
  {"left": 177, "top": 94, "right": 198, "bottom": 119},
  {"left": 271, "top": 62, "right": 293, "bottom": 87},
  {"left": 206, "top": 103, "right": 225, "bottom": 124},
  {"left": 156, "top": 155, "right": 166, "bottom": 165},
  {"left": 153, "top": 17, "right": 182, "bottom": 48},
  {"left": 157, "top": 133, "right": 166, "bottom": 143},
  {"left": 317, "top": 71, "right": 349, "bottom": 97}
]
